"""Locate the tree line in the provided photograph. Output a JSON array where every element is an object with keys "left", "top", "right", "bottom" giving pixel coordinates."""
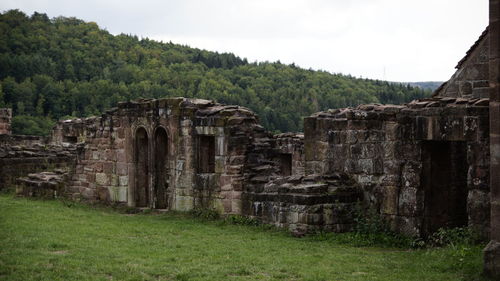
[{"left": 0, "top": 10, "right": 431, "bottom": 135}]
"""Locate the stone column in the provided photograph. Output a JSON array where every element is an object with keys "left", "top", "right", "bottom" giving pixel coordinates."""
[{"left": 485, "top": 0, "right": 500, "bottom": 277}]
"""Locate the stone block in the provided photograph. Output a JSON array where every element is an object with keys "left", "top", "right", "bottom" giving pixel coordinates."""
[
  {"left": 116, "top": 163, "right": 128, "bottom": 176},
  {"left": 110, "top": 174, "right": 119, "bottom": 186},
  {"left": 175, "top": 196, "right": 194, "bottom": 211},
  {"left": 385, "top": 122, "right": 400, "bottom": 141},
  {"left": 86, "top": 173, "right": 95, "bottom": 183},
  {"left": 231, "top": 199, "right": 242, "bottom": 214},
  {"left": 381, "top": 186, "right": 399, "bottom": 215},
  {"left": 398, "top": 187, "right": 421, "bottom": 216},
  {"left": 215, "top": 156, "right": 226, "bottom": 173},
  {"left": 346, "top": 130, "right": 358, "bottom": 144},
  {"left": 116, "top": 149, "right": 127, "bottom": 162},
  {"left": 103, "top": 162, "right": 114, "bottom": 174},
  {"left": 484, "top": 240, "right": 500, "bottom": 278},
  {"left": 81, "top": 187, "right": 95, "bottom": 199},
  {"left": 95, "top": 173, "right": 108, "bottom": 186},
  {"left": 216, "top": 136, "right": 225, "bottom": 156},
  {"left": 108, "top": 186, "right": 127, "bottom": 202}
]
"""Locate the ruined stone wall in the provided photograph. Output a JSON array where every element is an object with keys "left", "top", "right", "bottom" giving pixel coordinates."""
[
  {"left": 240, "top": 127, "right": 361, "bottom": 233},
  {"left": 0, "top": 134, "right": 77, "bottom": 190},
  {"left": 484, "top": 0, "right": 500, "bottom": 276},
  {"left": 275, "top": 133, "right": 305, "bottom": 176},
  {"left": 304, "top": 98, "right": 490, "bottom": 237},
  {"left": 434, "top": 29, "right": 490, "bottom": 99},
  {"left": 53, "top": 98, "right": 263, "bottom": 214},
  {"left": 0, "top": 108, "right": 12, "bottom": 135},
  {"left": 43, "top": 94, "right": 491, "bottom": 238},
  {"left": 242, "top": 173, "right": 362, "bottom": 233}
]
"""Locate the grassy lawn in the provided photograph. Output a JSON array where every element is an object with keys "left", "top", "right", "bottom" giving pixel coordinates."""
[{"left": 0, "top": 194, "right": 491, "bottom": 281}]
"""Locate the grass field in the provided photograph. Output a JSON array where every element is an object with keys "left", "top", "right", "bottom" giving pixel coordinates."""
[{"left": 0, "top": 194, "right": 491, "bottom": 281}]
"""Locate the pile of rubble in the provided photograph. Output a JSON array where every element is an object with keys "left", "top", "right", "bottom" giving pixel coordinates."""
[{"left": 16, "top": 169, "right": 70, "bottom": 198}]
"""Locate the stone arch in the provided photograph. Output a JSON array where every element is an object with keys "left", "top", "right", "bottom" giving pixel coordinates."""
[
  {"left": 154, "top": 126, "right": 169, "bottom": 209},
  {"left": 134, "top": 127, "right": 150, "bottom": 207}
]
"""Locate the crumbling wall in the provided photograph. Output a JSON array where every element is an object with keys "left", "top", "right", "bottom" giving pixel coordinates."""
[
  {"left": 240, "top": 125, "right": 361, "bottom": 233},
  {"left": 434, "top": 28, "right": 490, "bottom": 99},
  {"left": 304, "top": 98, "right": 490, "bottom": 237},
  {"left": 243, "top": 173, "right": 361, "bottom": 233},
  {"left": 0, "top": 134, "right": 77, "bottom": 190},
  {"left": 53, "top": 98, "right": 263, "bottom": 215},
  {"left": 0, "top": 108, "right": 12, "bottom": 135},
  {"left": 275, "top": 133, "right": 305, "bottom": 176}
]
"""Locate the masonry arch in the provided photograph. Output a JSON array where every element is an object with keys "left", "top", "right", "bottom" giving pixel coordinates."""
[
  {"left": 134, "top": 127, "right": 150, "bottom": 207},
  {"left": 154, "top": 126, "right": 169, "bottom": 209}
]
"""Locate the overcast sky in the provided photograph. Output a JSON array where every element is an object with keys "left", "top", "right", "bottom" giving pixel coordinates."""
[{"left": 0, "top": 0, "right": 489, "bottom": 82}]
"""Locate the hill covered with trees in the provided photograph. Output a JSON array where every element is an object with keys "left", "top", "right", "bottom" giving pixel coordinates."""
[{"left": 0, "top": 10, "right": 431, "bottom": 135}]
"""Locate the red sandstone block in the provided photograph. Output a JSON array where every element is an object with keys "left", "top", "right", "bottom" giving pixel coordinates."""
[
  {"left": 86, "top": 173, "right": 95, "bottom": 182},
  {"left": 117, "top": 150, "right": 127, "bottom": 162},
  {"left": 93, "top": 162, "right": 103, "bottom": 173},
  {"left": 232, "top": 191, "right": 242, "bottom": 200},
  {"left": 117, "top": 128, "right": 125, "bottom": 139},
  {"left": 114, "top": 139, "right": 125, "bottom": 149},
  {"left": 105, "top": 150, "right": 115, "bottom": 161},
  {"left": 116, "top": 162, "right": 128, "bottom": 175},
  {"left": 103, "top": 162, "right": 113, "bottom": 173},
  {"left": 223, "top": 199, "right": 232, "bottom": 213}
]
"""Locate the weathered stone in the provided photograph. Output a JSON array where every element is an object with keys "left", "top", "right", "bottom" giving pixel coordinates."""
[
  {"left": 4, "top": 30, "right": 495, "bottom": 247},
  {"left": 484, "top": 241, "right": 500, "bottom": 277},
  {"left": 95, "top": 173, "right": 108, "bottom": 186}
]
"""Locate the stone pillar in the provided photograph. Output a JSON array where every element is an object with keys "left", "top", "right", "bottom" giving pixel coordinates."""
[
  {"left": 485, "top": 0, "right": 500, "bottom": 277},
  {"left": 0, "top": 108, "right": 12, "bottom": 135}
]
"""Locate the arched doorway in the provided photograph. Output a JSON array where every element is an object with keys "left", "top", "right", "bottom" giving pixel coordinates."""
[
  {"left": 154, "top": 127, "right": 169, "bottom": 209},
  {"left": 135, "top": 128, "right": 149, "bottom": 207}
]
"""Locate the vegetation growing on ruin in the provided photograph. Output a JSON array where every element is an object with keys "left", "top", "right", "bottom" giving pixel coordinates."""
[
  {"left": 0, "top": 195, "right": 490, "bottom": 281},
  {"left": 0, "top": 10, "right": 431, "bottom": 135}
]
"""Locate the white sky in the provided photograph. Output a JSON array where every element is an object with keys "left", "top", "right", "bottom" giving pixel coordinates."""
[{"left": 0, "top": 0, "right": 489, "bottom": 82}]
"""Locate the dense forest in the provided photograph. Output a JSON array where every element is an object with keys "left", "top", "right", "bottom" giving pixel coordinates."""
[{"left": 0, "top": 10, "right": 431, "bottom": 135}]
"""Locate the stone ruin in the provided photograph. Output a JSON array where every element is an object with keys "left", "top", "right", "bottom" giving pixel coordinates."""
[
  {"left": 0, "top": 1, "right": 499, "bottom": 276},
  {"left": 0, "top": 28, "right": 492, "bottom": 237},
  {"left": 304, "top": 97, "right": 490, "bottom": 237},
  {"left": 0, "top": 94, "right": 491, "bottom": 236}
]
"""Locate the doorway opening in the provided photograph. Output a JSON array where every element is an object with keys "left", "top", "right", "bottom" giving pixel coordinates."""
[
  {"left": 421, "top": 141, "right": 468, "bottom": 236},
  {"left": 197, "top": 135, "right": 215, "bottom": 173},
  {"left": 154, "top": 127, "right": 169, "bottom": 209},
  {"left": 135, "top": 128, "right": 150, "bottom": 207}
]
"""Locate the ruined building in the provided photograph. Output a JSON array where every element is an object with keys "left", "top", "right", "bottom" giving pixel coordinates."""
[
  {"left": 0, "top": 0, "right": 499, "bottom": 277},
  {"left": 0, "top": 28, "right": 492, "bottom": 236}
]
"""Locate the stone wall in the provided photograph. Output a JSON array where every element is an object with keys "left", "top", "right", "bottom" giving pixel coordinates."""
[
  {"left": 0, "top": 134, "right": 78, "bottom": 190},
  {"left": 52, "top": 98, "right": 266, "bottom": 214},
  {"left": 275, "top": 133, "right": 305, "bottom": 176},
  {"left": 53, "top": 97, "right": 353, "bottom": 233},
  {"left": 0, "top": 108, "right": 12, "bottom": 135},
  {"left": 304, "top": 97, "right": 490, "bottom": 237},
  {"left": 46, "top": 96, "right": 493, "bottom": 237},
  {"left": 484, "top": 0, "right": 500, "bottom": 277},
  {"left": 242, "top": 173, "right": 361, "bottom": 233},
  {"left": 434, "top": 28, "right": 490, "bottom": 99}
]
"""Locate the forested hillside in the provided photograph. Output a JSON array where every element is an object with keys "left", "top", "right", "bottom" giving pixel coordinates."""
[{"left": 0, "top": 10, "right": 431, "bottom": 135}]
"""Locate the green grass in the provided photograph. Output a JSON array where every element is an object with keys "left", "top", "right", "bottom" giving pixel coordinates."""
[{"left": 0, "top": 194, "right": 492, "bottom": 281}]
